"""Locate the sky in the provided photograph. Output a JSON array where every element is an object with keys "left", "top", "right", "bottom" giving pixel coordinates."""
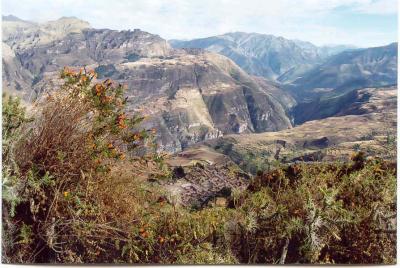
[{"left": 2, "top": 0, "right": 398, "bottom": 47}]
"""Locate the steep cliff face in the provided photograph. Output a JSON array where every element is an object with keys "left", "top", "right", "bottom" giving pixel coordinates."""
[
  {"left": 102, "top": 50, "right": 293, "bottom": 152},
  {"left": 2, "top": 43, "right": 33, "bottom": 96},
  {"left": 2, "top": 17, "right": 293, "bottom": 153}
]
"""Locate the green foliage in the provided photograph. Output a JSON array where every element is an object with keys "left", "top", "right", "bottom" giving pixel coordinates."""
[
  {"left": 2, "top": 94, "right": 32, "bottom": 232},
  {"left": 227, "top": 154, "right": 396, "bottom": 264},
  {"left": 176, "top": 243, "right": 238, "bottom": 264},
  {"left": 2, "top": 167, "right": 21, "bottom": 218},
  {"left": 360, "top": 130, "right": 378, "bottom": 141},
  {"left": 94, "top": 64, "right": 117, "bottom": 79},
  {"left": 240, "top": 151, "right": 275, "bottom": 174},
  {"left": 18, "top": 224, "right": 33, "bottom": 245},
  {"left": 352, "top": 143, "right": 361, "bottom": 152},
  {"left": 2, "top": 94, "right": 32, "bottom": 163},
  {"left": 124, "top": 53, "right": 141, "bottom": 62},
  {"left": 2, "top": 94, "right": 30, "bottom": 140}
]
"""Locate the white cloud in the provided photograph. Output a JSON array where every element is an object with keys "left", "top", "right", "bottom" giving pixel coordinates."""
[
  {"left": 2, "top": 0, "right": 397, "bottom": 46},
  {"left": 356, "top": 0, "right": 398, "bottom": 14}
]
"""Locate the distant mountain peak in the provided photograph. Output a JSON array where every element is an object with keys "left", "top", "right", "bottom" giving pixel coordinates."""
[
  {"left": 2, "top": 15, "right": 91, "bottom": 29},
  {"left": 170, "top": 32, "right": 323, "bottom": 81},
  {"left": 58, "top": 16, "right": 80, "bottom": 20},
  {"left": 169, "top": 32, "right": 367, "bottom": 83},
  {"left": 2, "top": 15, "right": 92, "bottom": 51},
  {"left": 44, "top": 16, "right": 91, "bottom": 29},
  {"left": 2, "top": 14, "right": 23, "bottom": 21},
  {"left": 222, "top": 31, "right": 276, "bottom": 38},
  {"left": 2, "top": 14, "right": 33, "bottom": 23},
  {"left": 51, "top": 16, "right": 89, "bottom": 24}
]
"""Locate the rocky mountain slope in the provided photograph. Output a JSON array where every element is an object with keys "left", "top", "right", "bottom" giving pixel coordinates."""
[
  {"left": 2, "top": 16, "right": 294, "bottom": 153},
  {"left": 170, "top": 32, "right": 354, "bottom": 82},
  {"left": 292, "top": 86, "right": 397, "bottom": 124},
  {"left": 2, "top": 15, "right": 91, "bottom": 96},
  {"left": 2, "top": 15, "right": 91, "bottom": 51},
  {"left": 170, "top": 34, "right": 397, "bottom": 103},
  {"left": 286, "top": 43, "right": 398, "bottom": 102},
  {"left": 148, "top": 81, "right": 397, "bottom": 240},
  {"left": 3, "top": 16, "right": 396, "bottom": 156},
  {"left": 2, "top": 42, "right": 33, "bottom": 95},
  {"left": 197, "top": 86, "right": 397, "bottom": 172}
]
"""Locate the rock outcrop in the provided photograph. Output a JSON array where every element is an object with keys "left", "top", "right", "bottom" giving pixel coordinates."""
[{"left": 165, "top": 162, "right": 250, "bottom": 208}]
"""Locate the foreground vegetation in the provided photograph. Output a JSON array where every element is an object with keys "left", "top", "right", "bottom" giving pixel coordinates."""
[{"left": 2, "top": 69, "right": 396, "bottom": 264}]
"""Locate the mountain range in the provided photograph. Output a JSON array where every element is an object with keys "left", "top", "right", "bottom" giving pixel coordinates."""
[
  {"left": 2, "top": 16, "right": 295, "bottom": 152},
  {"left": 170, "top": 32, "right": 356, "bottom": 83},
  {"left": 2, "top": 15, "right": 398, "bottom": 155},
  {"left": 285, "top": 42, "right": 397, "bottom": 102},
  {"left": 171, "top": 33, "right": 397, "bottom": 103}
]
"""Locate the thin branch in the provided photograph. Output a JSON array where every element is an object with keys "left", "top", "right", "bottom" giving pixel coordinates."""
[{"left": 279, "top": 237, "right": 290, "bottom": 264}]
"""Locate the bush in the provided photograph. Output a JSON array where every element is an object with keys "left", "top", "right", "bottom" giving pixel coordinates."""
[
  {"left": 1, "top": 68, "right": 156, "bottom": 263},
  {"left": 227, "top": 153, "right": 396, "bottom": 264}
]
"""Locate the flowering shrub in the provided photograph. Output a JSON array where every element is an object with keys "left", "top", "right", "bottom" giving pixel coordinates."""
[
  {"left": 2, "top": 68, "right": 159, "bottom": 263},
  {"left": 60, "top": 67, "right": 151, "bottom": 164}
]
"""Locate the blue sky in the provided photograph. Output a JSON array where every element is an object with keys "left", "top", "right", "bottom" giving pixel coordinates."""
[{"left": 2, "top": 0, "right": 398, "bottom": 47}]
